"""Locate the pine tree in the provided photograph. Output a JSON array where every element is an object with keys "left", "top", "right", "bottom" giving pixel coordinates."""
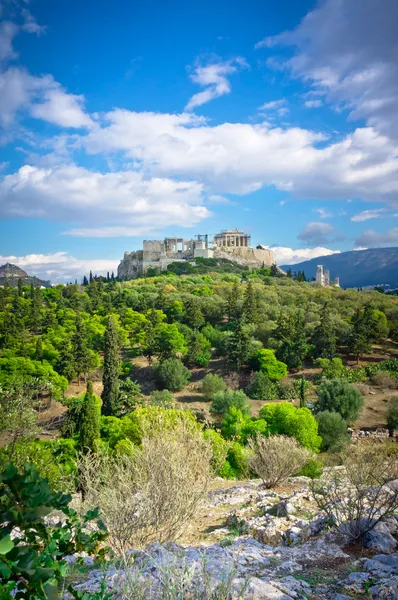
[
  {"left": 227, "top": 283, "right": 240, "bottom": 322},
  {"left": 35, "top": 337, "right": 43, "bottom": 361},
  {"left": 313, "top": 304, "right": 336, "bottom": 358},
  {"left": 286, "top": 268, "right": 292, "bottom": 279},
  {"left": 299, "top": 375, "right": 306, "bottom": 408},
  {"left": 227, "top": 317, "right": 251, "bottom": 371},
  {"left": 30, "top": 288, "right": 42, "bottom": 334},
  {"left": 17, "top": 278, "right": 23, "bottom": 298},
  {"left": 348, "top": 308, "right": 372, "bottom": 363},
  {"left": 184, "top": 299, "right": 204, "bottom": 329},
  {"left": 89, "top": 270, "right": 93, "bottom": 284},
  {"left": 79, "top": 380, "right": 100, "bottom": 453},
  {"left": 270, "top": 264, "right": 279, "bottom": 277},
  {"left": 55, "top": 342, "right": 76, "bottom": 381},
  {"left": 71, "top": 314, "right": 92, "bottom": 384},
  {"left": 101, "top": 316, "right": 121, "bottom": 416},
  {"left": 82, "top": 275, "right": 89, "bottom": 286},
  {"left": 242, "top": 280, "right": 257, "bottom": 323}
]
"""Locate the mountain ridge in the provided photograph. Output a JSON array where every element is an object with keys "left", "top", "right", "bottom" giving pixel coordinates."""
[
  {"left": 280, "top": 247, "right": 398, "bottom": 289},
  {"left": 0, "top": 263, "right": 50, "bottom": 288}
]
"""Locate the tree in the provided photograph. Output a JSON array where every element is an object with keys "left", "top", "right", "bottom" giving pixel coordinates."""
[
  {"left": 154, "top": 358, "right": 191, "bottom": 391},
  {"left": 275, "top": 314, "right": 308, "bottom": 370},
  {"left": 242, "top": 280, "right": 257, "bottom": 323},
  {"left": 246, "top": 371, "right": 277, "bottom": 400},
  {"left": 387, "top": 397, "right": 398, "bottom": 434},
  {"left": 184, "top": 299, "right": 204, "bottom": 329},
  {"left": 185, "top": 330, "right": 211, "bottom": 367},
  {"left": 317, "top": 379, "right": 364, "bottom": 422},
  {"left": 316, "top": 410, "right": 349, "bottom": 451},
  {"left": 55, "top": 342, "right": 77, "bottom": 382},
  {"left": 226, "top": 283, "right": 240, "bottom": 322},
  {"left": 251, "top": 349, "right": 287, "bottom": 380},
  {"left": 270, "top": 264, "right": 279, "bottom": 278},
  {"left": 201, "top": 373, "right": 226, "bottom": 400},
  {"left": 82, "top": 275, "right": 89, "bottom": 286},
  {"left": 260, "top": 402, "right": 321, "bottom": 451},
  {"left": 210, "top": 388, "right": 250, "bottom": 417},
  {"left": 17, "top": 278, "right": 23, "bottom": 298},
  {"left": 313, "top": 304, "right": 336, "bottom": 358},
  {"left": 101, "top": 316, "right": 121, "bottom": 416},
  {"left": 71, "top": 314, "right": 93, "bottom": 383},
  {"left": 79, "top": 380, "right": 101, "bottom": 453},
  {"left": 299, "top": 375, "right": 306, "bottom": 408},
  {"left": 227, "top": 317, "right": 251, "bottom": 371},
  {"left": 34, "top": 337, "right": 43, "bottom": 362}
]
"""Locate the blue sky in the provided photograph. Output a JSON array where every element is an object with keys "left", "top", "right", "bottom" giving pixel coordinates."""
[{"left": 0, "top": 0, "right": 397, "bottom": 281}]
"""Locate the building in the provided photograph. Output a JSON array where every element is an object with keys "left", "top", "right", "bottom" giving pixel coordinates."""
[
  {"left": 117, "top": 229, "right": 275, "bottom": 280},
  {"left": 315, "top": 264, "right": 340, "bottom": 287}
]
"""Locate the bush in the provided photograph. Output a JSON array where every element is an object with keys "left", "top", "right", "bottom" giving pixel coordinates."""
[
  {"left": 311, "top": 443, "right": 398, "bottom": 542},
  {"left": 297, "top": 457, "right": 323, "bottom": 479},
  {"left": 154, "top": 358, "right": 191, "bottom": 391},
  {"left": 203, "top": 429, "right": 229, "bottom": 474},
  {"left": 246, "top": 371, "right": 277, "bottom": 400},
  {"left": 387, "top": 397, "right": 398, "bottom": 432},
  {"left": 317, "top": 379, "right": 364, "bottom": 422},
  {"left": 371, "top": 370, "right": 398, "bottom": 389},
  {"left": 0, "top": 462, "right": 108, "bottom": 599},
  {"left": 316, "top": 410, "right": 349, "bottom": 451},
  {"left": 259, "top": 402, "right": 321, "bottom": 451},
  {"left": 250, "top": 349, "right": 287, "bottom": 380},
  {"left": 248, "top": 434, "right": 310, "bottom": 488},
  {"left": 201, "top": 373, "right": 226, "bottom": 400},
  {"left": 121, "top": 406, "right": 199, "bottom": 446},
  {"left": 226, "top": 441, "right": 250, "bottom": 478},
  {"left": 220, "top": 407, "right": 268, "bottom": 444},
  {"left": 150, "top": 389, "right": 175, "bottom": 408},
  {"left": 79, "top": 420, "right": 212, "bottom": 552},
  {"left": 210, "top": 388, "right": 250, "bottom": 417}
]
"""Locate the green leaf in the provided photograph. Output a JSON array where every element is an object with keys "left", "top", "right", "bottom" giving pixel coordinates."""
[
  {"left": 0, "top": 560, "right": 12, "bottom": 578},
  {"left": 0, "top": 535, "right": 14, "bottom": 555}
]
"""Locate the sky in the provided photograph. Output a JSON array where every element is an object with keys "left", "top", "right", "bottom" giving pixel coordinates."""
[{"left": 0, "top": 0, "right": 397, "bottom": 282}]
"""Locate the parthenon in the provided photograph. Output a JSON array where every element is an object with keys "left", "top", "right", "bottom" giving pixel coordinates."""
[{"left": 213, "top": 229, "right": 251, "bottom": 248}]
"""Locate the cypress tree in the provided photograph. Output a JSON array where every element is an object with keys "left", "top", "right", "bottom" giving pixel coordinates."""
[
  {"left": 227, "top": 282, "right": 240, "bottom": 322},
  {"left": 101, "top": 316, "right": 121, "bottom": 416},
  {"left": 242, "top": 280, "right": 257, "bottom": 323},
  {"left": 82, "top": 275, "right": 89, "bottom": 286},
  {"left": 79, "top": 380, "right": 100, "bottom": 453},
  {"left": 71, "top": 314, "right": 92, "bottom": 383},
  {"left": 17, "top": 278, "right": 23, "bottom": 298},
  {"left": 313, "top": 304, "right": 336, "bottom": 358},
  {"left": 55, "top": 342, "right": 77, "bottom": 382},
  {"left": 35, "top": 337, "right": 43, "bottom": 361},
  {"left": 299, "top": 375, "right": 306, "bottom": 408},
  {"left": 227, "top": 316, "right": 251, "bottom": 371}
]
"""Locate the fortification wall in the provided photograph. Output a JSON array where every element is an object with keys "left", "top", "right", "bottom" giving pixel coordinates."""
[{"left": 213, "top": 246, "right": 275, "bottom": 267}]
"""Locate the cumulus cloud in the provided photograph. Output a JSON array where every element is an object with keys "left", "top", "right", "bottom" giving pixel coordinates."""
[
  {"left": 298, "top": 221, "right": 336, "bottom": 245},
  {"left": 355, "top": 227, "right": 398, "bottom": 247},
  {"left": 185, "top": 57, "right": 248, "bottom": 110},
  {"left": 351, "top": 208, "right": 386, "bottom": 222},
  {"left": 0, "top": 68, "right": 93, "bottom": 127},
  {"left": 264, "top": 245, "right": 340, "bottom": 265},
  {"left": 0, "top": 21, "right": 18, "bottom": 61},
  {"left": 83, "top": 110, "right": 398, "bottom": 200},
  {"left": 0, "top": 164, "right": 210, "bottom": 235},
  {"left": 259, "top": 0, "right": 398, "bottom": 140},
  {"left": 0, "top": 251, "right": 119, "bottom": 283}
]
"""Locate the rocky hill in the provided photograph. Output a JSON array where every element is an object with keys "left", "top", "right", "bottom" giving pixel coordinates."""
[
  {"left": 0, "top": 263, "right": 50, "bottom": 288},
  {"left": 281, "top": 247, "right": 398, "bottom": 289}
]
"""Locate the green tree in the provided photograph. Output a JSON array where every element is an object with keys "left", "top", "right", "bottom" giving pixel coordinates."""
[
  {"left": 316, "top": 410, "right": 349, "bottom": 451},
  {"left": 34, "top": 337, "right": 43, "bottom": 362},
  {"left": 202, "top": 373, "right": 226, "bottom": 400},
  {"left": 251, "top": 349, "right": 287, "bottom": 380},
  {"left": 259, "top": 402, "right": 321, "bottom": 451},
  {"left": 79, "top": 380, "right": 101, "bottom": 453},
  {"left": 184, "top": 299, "right": 205, "bottom": 329},
  {"left": 101, "top": 316, "right": 121, "bottom": 416},
  {"left": 313, "top": 304, "right": 336, "bottom": 358},
  {"left": 246, "top": 371, "right": 277, "bottom": 400},
  {"left": 275, "top": 314, "right": 308, "bottom": 370},
  {"left": 299, "top": 375, "right": 306, "bottom": 408},
  {"left": 71, "top": 314, "right": 93, "bottom": 383},
  {"left": 226, "top": 282, "right": 240, "bottom": 322},
  {"left": 242, "top": 280, "right": 257, "bottom": 323},
  {"left": 17, "top": 278, "right": 23, "bottom": 298},
  {"left": 227, "top": 317, "right": 251, "bottom": 371},
  {"left": 386, "top": 397, "right": 398, "bottom": 434},
  {"left": 55, "top": 342, "right": 77, "bottom": 382},
  {"left": 317, "top": 379, "right": 364, "bottom": 422},
  {"left": 154, "top": 357, "right": 191, "bottom": 391},
  {"left": 210, "top": 388, "right": 250, "bottom": 417},
  {"left": 185, "top": 330, "right": 211, "bottom": 367}
]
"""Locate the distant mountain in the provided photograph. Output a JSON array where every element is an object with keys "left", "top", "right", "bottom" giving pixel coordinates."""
[
  {"left": 280, "top": 248, "right": 398, "bottom": 289},
  {"left": 0, "top": 263, "right": 50, "bottom": 288}
]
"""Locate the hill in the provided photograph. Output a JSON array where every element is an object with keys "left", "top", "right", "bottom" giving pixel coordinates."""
[
  {"left": 0, "top": 263, "right": 50, "bottom": 288},
  {"left": 281, "top": 247, "right": 398, "bottom": 289}
]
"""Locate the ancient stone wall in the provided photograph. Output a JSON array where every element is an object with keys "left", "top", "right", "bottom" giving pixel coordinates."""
[{"left": 214, "top": 246, "right": 275, "bottom": 267}]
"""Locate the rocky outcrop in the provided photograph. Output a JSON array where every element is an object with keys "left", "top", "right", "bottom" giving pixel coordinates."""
[
  {"left": 0, "top": 263, "right": 50, "bottom": 288},
  {"left": 72, "top": 477, "right": 398, "bottom": 599},
  {"left": 213, "top": 246, "right": 275, "bottom": 269}
]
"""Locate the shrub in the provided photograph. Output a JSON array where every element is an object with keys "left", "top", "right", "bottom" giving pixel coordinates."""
[
  {"left": 248, "top": 434, "right": 310, "bottom": 488},
  {"left": 311, "top": 443, "right": 398, "bottom": 542},
  {"left": 226, "top": 441, "right": 250, "bottom": 478},
  {"left": 210, "top": 388, "right": 251, "bottom": 417},
  {"left": 121, "top": 406, "right": 199, "bottom": 446},
  {"left": 297, "top": 457, "right": 323, "bottom": 479},
  {"left": 250, "top": 349, "right": 287, "bottom": 380},
  {"left": 371, "top": 370, "right": 398, "bottom": 389},
  {"left": 387, "top": 397, "right": 398, "bottom": 432},
  {"left": 0, "top": 462, "right": 108, "bottom": 599},
  {"left": 154, "top": 358, "right": 191, "bottom": 391},
  {"left": 150, "top": 389, "right": 175, "bottom": 408},
  {"left": 316, "top": 410, "right": 349, "bottom": 451},
  {"left": 317, "top": 379, "right": 364, "bottom": 422},
  {"left": 79, "top": 420, "right": 212, "bottom": 552},
  {"left": 201, "top": 373, "right": 226, "bottom": 400},
  {"left": 246, "top": 371, "right": 277, "bottom": 400},
  {"left": 203, "top": 429, "right": 229, "bottom": 474},
  {"left": 220, "top": 407, "right": 268, "bottom": 444},
  {"left": 259, "top": 402, "right": 322, "bottom": 451}
]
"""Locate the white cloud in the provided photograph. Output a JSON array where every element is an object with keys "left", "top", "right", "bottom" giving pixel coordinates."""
[
  {"left": 258, "top": 98, "right": 289, "bottom": 116},
  {"left": 21, "top": 8, "right": 46, "bottom": 35},
  {"left": 0, "top": 164, "right": 210, "bottom": 235},
  {"left": 259, "top": 0, "right": 398, "bottom": 140},
  {"left": 298, "top": 221, "right": 336, "bottom": 245},
  {"left": 0, "top": 21, "right": 18, "bottom": 61},
  {"left": 263, "top": 245, "right": 340, "bottom": 265},
  {"left": 355, "top": 227, "right": 398, "bottom": 247},
  {"left": 83, "top": 110, "right": 398, "bottom": 201},
  {"left": 351, "top": 208, "right": 386, "bottom": 222},
  {"left": 304, "top": 99, "right": 322, "bottom": 108},
  {"left": 313, "top": 207, "right": 332, "bottom": 219},
  {"left": 0, "top": 67, "right": 93, "bottom": 127},
  {"left": 0, "top": 251, "right": 119, "bottom": 283},
  {"left": 185, "top": 57, "right": 248, "bottom": 110}
]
